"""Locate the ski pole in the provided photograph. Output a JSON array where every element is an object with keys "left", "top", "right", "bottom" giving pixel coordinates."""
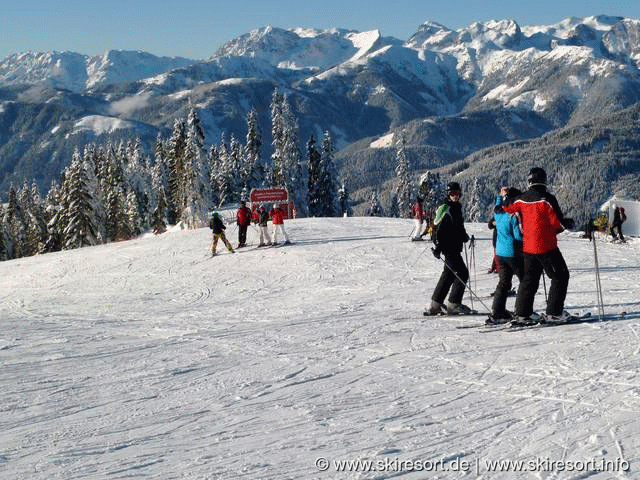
[
  {"left": 591, "top": 230, "right": 605, "bottom": 318},
  {"left": 542, "top": 272, "right": 548, "bottom": 303},
  {"left": 470, "top": 235, "right": 477, "bottom": 300},
  {"left": 463, "top": 243, "right": 474, "bottom": 310},
  {"left": 433, "top": 248, "right": 490, "bottom": 313}
]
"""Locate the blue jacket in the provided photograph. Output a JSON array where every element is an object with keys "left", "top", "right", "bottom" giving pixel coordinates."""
[{"left": 493, "top": 195, "right": 523, "bottom": 258}]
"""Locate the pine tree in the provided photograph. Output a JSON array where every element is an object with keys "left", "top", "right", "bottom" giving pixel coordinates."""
[
  {"left": 307, "top": 135, "right": 322, "bottom": 217},
  {"left": 467, "top": 177, "right": 492, "bottom": 222},
  {"left": 338, "top": 184, "right": 352, "bottom": 217},
  {"left": 6, "top": 186, "right": 25, "bottom": 258},
  {"left": 181, "top": 108, "right": 210, "bottom": 228},
  {"left": 0, "top": 204, "right": 7, "bottom": 261},
  {"left": 317, "top": 130, "right": 338, "bottom": 217},
  {"left": 43, "top": 178, "right": 66, "bottom": 253},
  {"left": 151, "top": 188, "right": 167, "bottom": 235},
  {"left": 124, "top": 190, "right": 141, "bottom": 237},
  {"left": 244, "top": 107, "right": 264, "bottom": 191},
  {"left": 393, "top": 133, "right": 412, "bottom": 218},
  {"left": 367, "top": 190, "right": 383, "bottom": 217},
  {"left": 419, "top": 171, "right": 444, "bottom": 222},
  {"left": 270, "top": 89, "right": 285, "bottom": 187},
  {"left": 62, "top": 150, "right": 100, "bottom": 249},
  {"left": 166, "top": 118, "right": 187, "bottom": 224},
  {"left": 281, "top": 96, "right": 307, "bottom": 215}
]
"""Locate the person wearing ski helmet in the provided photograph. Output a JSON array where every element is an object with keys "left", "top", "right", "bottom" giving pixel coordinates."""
[
  {"left": 502, "top": 167, "right": 573, "bottom": 323},
  {"left": 209, "top": 211, "right": 235, "bottom": 256},
  {"left": 426, "top": 181, "right": 473, "bottom": 315}
]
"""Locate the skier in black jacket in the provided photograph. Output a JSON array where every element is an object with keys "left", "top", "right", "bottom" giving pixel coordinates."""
[
  {"left": 209, "top": 212, "right": 235, "bottom": 256},
  {"left": 426, "top": 182, "right": 473, "bottom": 315}
]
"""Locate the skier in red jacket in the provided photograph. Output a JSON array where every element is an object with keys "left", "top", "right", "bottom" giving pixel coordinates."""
[
  {"left": 411, "top": 197, "right": 425, "bottom": 241},
  {"left": 502, "top": 167, "right": 572, "bottom": 323},
  {"left": 236, "top": 201, "right": 252, "bottom": 248},
  {"left": 269, "top": 203, "right": 291, "bottom": 245}
]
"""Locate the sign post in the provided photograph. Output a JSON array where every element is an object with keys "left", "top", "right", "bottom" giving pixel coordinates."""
[{"left": 249, "top": 188, "right": 296, "bottom": 219}]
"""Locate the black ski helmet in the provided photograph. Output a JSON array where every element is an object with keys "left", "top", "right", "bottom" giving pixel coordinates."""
[
  {"left": 528, "top": 167, "right": 547, "bottom": 185},
  {"left": 447, "top": 182, "right": 462, "bottom": 195}
]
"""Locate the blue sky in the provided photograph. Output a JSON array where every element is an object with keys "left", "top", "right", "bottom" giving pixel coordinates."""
[{"left": 2, "top": 0, "right": 640, "bottom": 60}]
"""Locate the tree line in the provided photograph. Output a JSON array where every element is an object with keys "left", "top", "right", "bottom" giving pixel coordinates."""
[{"left": 0, "top": 89, "right": 345, "bottom": 261}]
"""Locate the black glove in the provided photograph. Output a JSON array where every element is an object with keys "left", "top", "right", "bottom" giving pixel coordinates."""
[
  {"left": 431, "top": 247, "right": 441, "bottom": 259},
  {"left": 562, "top": 218, "right": 575, "bottom": 230}
]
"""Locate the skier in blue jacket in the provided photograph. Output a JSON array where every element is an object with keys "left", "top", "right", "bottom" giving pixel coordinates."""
[{"left": 488, "top": 187, "right": 523, "bottom": 323}]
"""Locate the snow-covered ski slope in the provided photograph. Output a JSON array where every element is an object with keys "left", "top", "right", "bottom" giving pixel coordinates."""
[{"left": 2, "top": 217, "right": 640, "bottom": 479}]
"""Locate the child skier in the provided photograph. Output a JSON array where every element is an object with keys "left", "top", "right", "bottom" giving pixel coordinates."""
[
  {"left": 487, "top": 187, "right": 523, "bottom": 324},
  {"left": 426, "top": 182, "right": 473, "bottom": 315},
  {"left": 209, "top": 212, "right": 235, "bottom": 256}
]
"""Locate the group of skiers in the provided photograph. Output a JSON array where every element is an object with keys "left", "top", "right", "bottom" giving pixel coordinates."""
[
  {"left": 424, "top": 167, "right": 578, "bottom": 325},
  {"left": 209, "top": 202, "right": 291, "bottom": 256}
]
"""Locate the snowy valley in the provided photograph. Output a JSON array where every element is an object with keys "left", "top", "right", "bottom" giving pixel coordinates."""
[{"left": 2, "top": 217, "right": 640, "bottom": 479}]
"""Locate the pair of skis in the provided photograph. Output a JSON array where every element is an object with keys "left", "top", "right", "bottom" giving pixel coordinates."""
[{"left": 423, "top": 310, "right": 627, "bottom": 331}]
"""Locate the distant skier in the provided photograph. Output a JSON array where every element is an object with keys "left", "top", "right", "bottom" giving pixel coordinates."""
[
  {"left": 255, "top": 205, "right": 272, "bottom": 247},
  {"left": 411, "top": 197, "right": 426, "bottom": 241},
  {"left": 487, "top": 187, "right": 523, "bottom": 324},
  {"left": 270, "top": 203, "right": 291, "bottom": 245},
  {"left": 236, "top": 201, "right": 252, "bottom": 248},
  {"left": 610, "top": 206, "right": 626, "bottom": 242},
  {"left": 209, "top": 212, "right": 235, "bottom": 256},
  {"left": 426, "top": 182, "right": 473, "bottom": 315},
  {"left": 502, "top": 167, "right": 572, "bottom": 323}
]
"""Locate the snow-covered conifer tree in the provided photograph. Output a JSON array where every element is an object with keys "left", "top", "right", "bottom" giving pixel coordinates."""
[
  {"left": 307, "top": 135, "right": 322, "bottom": 217},
  {"left": 467, "top": 177, "right": 492, "bottom": 222},
  {"left": 270, "top": 89, "right": 285, "bottom": 187},
  {"left": 338, "top": 184, "right": 352, "bottom": 217},
  {"left": 6, "top": 186, "right": 26, "bottom": 258},
  {"left": 245, "top": 107, "right": 263, "bottom": 190},
  {"left": 62, "top": 149, "right": 100, "bottom": 249},
  {"left": 317, "top": 130, "right": 338, "bottom": 217},
  {"left": 367, "top": 190, "right": 383, "bottom": 217},
  {"left": 419, "top": 171, "right": 444, "bottom": 222},
  {"left": 393, "top": 133, "right": 412, "bottom": 218},
  {"left": 166, "top": 118, "right": 187, "bottom": 224},
  {"left": 181, "top": 108, "right": 210, "bottom": 228}
]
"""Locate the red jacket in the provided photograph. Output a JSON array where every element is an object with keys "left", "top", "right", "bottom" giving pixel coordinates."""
[
  {"left": 503, "top": 188, "right": 564, "bottom": 255},
  {"left": 412, "top": 201, "right": 425, "bottom": 221},
  {"left": 270, "top": 207, "right": 285, "bottom": 225},
  {"left": 236, "top": 206, "right": 252, "bottom": 227}
]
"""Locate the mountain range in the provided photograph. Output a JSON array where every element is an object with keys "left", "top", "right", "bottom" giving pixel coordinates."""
[{"left": 2, "top": 15, "right": 640, "bottom": 222}]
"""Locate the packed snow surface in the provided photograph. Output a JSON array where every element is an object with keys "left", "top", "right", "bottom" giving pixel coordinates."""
[{"left": 2, "top": 217, "right": 640, "bottom": 479}]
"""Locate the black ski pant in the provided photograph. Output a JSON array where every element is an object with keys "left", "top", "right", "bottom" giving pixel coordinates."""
[
  {"left": 432, "top": 251, "right": 469, "bottom": 305},
  {"left": 492, "top": 255, "right": 524, "bottom": 316},
  {"left": 610, "top": 223, "right": 624, "bottom": 241},
  {"left": 515, "top": 249, "right": 569, "bottom": 317},
  {"left": 238, "top": 225, "right": 248, "bottom": 246}
]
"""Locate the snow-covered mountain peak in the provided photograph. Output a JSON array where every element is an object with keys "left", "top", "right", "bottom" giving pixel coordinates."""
[
  {"left": 0, "top": 51, "right": 89, "bottom": 92},
  {"left": 0, "top": 49, "right": 195, "bottom": 92},
  {"left": 214, "top": 26, "right": 381, "bottom": 71}
]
